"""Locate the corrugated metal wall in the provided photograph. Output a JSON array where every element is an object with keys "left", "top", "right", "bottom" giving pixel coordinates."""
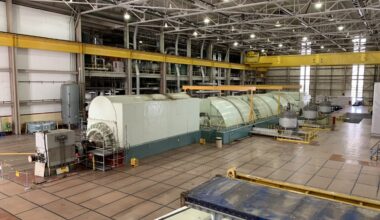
[
  {"left": 265, "top": 65, "right": 380, "bottom": 104},
  {"left": 0, "top": 2, "right": 75, "bottom": 120}
]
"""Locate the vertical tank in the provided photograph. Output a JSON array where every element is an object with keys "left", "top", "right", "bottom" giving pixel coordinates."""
[
  {"left": 319, "top": 98, "right": 332, "bottom": 114},
  {"left": 303, "top": 102, "right": 318, "bottom": 120},
  {"left": 279, "top": 103, "right": 298, "bottom": 129},
  {"left": 61, "top": 83, "right": 80, "bottom": 127}
]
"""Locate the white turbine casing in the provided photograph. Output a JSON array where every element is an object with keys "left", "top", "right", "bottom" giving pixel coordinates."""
[
  {"left": 200, "top": 92, "right": 301, "bottom": 128},
  {"left": 87, "top": 94, "right": 200, "bottom": 149}
]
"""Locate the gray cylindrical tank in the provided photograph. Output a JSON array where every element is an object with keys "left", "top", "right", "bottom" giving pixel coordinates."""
[
  {"left": 61, "top": 83, "right": 80, "bottom": 126},
  {"left": 303, "top": 103, "right": 318, "bottom": 120},
  {"left": 279, "top": 110, "right": 298, "bottom": 129},
  {"left": 319, "top": 100, "right": 332, "bottom": 114}
]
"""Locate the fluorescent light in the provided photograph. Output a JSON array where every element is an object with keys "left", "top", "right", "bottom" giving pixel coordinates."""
[
  {"left": 275, "top": 21, "right": 282, "bottom": 27},
  {"left": 250, "top": 33, "right": 256, "bottom": 39},
  {"left": 193, "top": 31, "right": 198, "bottom": 37},
  {"left": 279, "top": 43, "right": 283, "bottom": 48},
  {"left": 320, "top": 45, "right": 324, "bottom": 49},
  {"left": 164, "top": 22, "right": 168, "bottom": 28},
  {"left": 302, "top": 36, "right": 308, "bottom": 42},
  {"left": 204, "top": 17, "right": 210, "bottom": 24},
  {"left": 314, "top": 1, "right": 323, "bottom": 9},
  {"left": 337, "top": 25, "right": 344, "bottom": 31},
  {"left": 124, "top": 12, "right": 131, "bottom": 21},
  {"left": 233, "top": 41, "right": 238, "bottom": 47}
]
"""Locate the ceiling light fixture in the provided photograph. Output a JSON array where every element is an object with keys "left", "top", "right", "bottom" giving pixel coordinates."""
[
  {"left": 320, "top": 45, "right": 324, "bottom": 49},
  {"left": 233, "top": 41, "right": 238, "bottom": 47},
  {"left": 302, "top": 36, "right": 308, "bottom": 42},
  {"left": 124, "top": 12, "right": 131, "bottom": 21},
  {"left": 275, "top": 21, "right": 282, "bottom": 27},
  {"left": 204, "top": 17, "right": 210, "bottom": 24},
  {"left": 250, "top": 33, "right": 256, "bottom": 39},
  {"left": 314, "top": 1, "right": 323, "bottom": 9},
  {"left": 278, "top": 43, "right": 283, "bottom": 48},
  {"left": 139, "top": 40, "right": 143, "bottom": 44},
  {"left": 164, "top": 22, "right": 168, "bottom": 28},
  {"left": 193, "top": 31, "right": 198, "bottom": 37},
  {"left": 261, "top": 49, "right": 265, "bottom": 53},
  {"left": 231, "top": 26, "right": 235, "bottom": 31},
  {"left": 337, "top": 25, "right": 344, "bottom": 31}
]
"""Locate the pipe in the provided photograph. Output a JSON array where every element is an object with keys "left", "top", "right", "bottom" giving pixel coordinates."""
[
  {"left": 133, "top": 26, "right": 140, "bottom": 95},
  {"left": 175, "top": 35, "right": 181, "bottom": 92},
  {"left": 200, "top": 40, "right": 205, "bottom": 83}
]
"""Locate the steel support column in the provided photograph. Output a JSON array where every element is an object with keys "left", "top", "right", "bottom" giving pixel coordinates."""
[
  {"left": 225, "top": 48, "right": 231, "bottom": 86},
  {"left": 133, "top": 26, "right": 140, "bottom": 95},
  {"left": 187, "top": 39, "right": 193, "bottom": 86},
  {"left": 124, "top": 24, "right": 132, "bottom": 95},
  {"left": 240, "top": 51, "right": 246, "bottom": 85},
  {"left": 314, "top": 66, "right": 318, "bottom": 99},
  {"left": 159, "top": 31, "right": 166, "bottom": 94},
  {"left": 175, "top": 35, "right": 180, "bottom": 92},
  {"left": 6, "top": 0, "right": 20, "bottom": 135},
  {"left": 75, "top": 14, "right": 85, "bottom": 119},
  {"left": 343, "top": 66, "right": 347, "bottom": 95},
  {"left": 200, "top": 40, "right": 205, "bottom": 83},
  {"left": 207, "top": 43, "right": 215, "bottom": 83}
]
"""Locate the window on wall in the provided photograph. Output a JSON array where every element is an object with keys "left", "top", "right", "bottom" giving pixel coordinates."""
[
  {"left": 351, "top": 37, "right": 366, "bottom": 103},
  {"left": 300, "top": 41, "right": 311, "bottom": 95}
]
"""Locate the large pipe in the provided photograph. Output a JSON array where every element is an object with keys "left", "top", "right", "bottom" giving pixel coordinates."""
[
  {"left": 200, "top": 40, "right": 205, "bottom": 83},
  {"left": 133, "top": 26, "right": 140, "bottom": 95},
  {"left": 175, "top": 35, "right": 181, "bottom": 92}
]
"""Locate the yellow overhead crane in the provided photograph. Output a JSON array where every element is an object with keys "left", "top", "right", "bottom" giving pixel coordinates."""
[
  {"left": 2, "top": 32, "right": 380, "bottom": 70},
  {"left": 245, "top": 50, "right": 380, "bottom": 67},
  {"left": 0, "top": 32, "right": 247, "bottom": 70}
]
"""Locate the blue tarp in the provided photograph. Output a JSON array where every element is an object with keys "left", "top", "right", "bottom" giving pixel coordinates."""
[{"left": 184, "top": 176, "right": 380, "bottom": 220}]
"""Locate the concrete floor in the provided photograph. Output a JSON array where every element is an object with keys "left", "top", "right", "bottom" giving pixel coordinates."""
[{"left": 0, "top": 106, "right": 379, "bottom": 219}]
